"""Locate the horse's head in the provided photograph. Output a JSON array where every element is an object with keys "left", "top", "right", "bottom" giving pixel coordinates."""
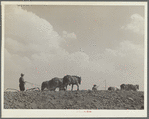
[{"left": 41, "top": 81, "right": 48, "bottom": 91}]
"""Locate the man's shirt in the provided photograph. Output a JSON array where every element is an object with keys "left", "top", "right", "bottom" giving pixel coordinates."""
[{"left": 19, "top": 77, "right": 25, "bottom": 85}]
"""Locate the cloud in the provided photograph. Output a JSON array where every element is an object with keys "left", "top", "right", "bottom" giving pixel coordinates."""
[
  {"left": 63, "top": 31, "right": 77, "bottom": 39},
  {"left": 5, "top": 6, "right": 61, "bottom": 54},
  {"left": 5, "top": 38, "right": 27, "bottom": 53},
  {"left": 105, "top": 48, "right": 125, "bottom": 57},
  {"left": 119, "top": 40, "right": 144, "bottom": 54},
  {"left": 121, "top": 14, "right": 144, "bottom": 35},
  {"left": 105, "top": 40, "right": 144, "bottom": 64}
]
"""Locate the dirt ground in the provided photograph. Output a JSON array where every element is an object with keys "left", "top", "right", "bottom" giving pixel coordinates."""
[{"left": 4, "top": 90, "right": 144, "bottom": 109}]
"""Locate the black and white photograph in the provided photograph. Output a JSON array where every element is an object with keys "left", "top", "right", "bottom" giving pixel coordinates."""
[{"left": 1, "top": 1, "right": 147, "bottom": 118}]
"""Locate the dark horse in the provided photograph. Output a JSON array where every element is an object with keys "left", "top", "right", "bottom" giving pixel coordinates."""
[
  {"left": 63, "top": 75, "right": 81, "bottom": 91},
  {"left": 120, "top": 84, "right": 139, "bottom": 91},
  {"left": 41, "top": 77, "right": 65, "bottom": 91}
]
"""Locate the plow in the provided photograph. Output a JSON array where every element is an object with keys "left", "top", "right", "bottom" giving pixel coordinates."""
[
  {"left": 4, "top": 81, "right": 41, "bottom": 92},
  {"left": 5, "top": 88, "right": 20, "bottom": 92},
  {"left": 5, "top": 87, "right": 40, "bottom": 92}
]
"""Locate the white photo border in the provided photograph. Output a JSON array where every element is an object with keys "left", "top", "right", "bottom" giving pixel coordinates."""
[{"left": 1, "top": 1, "right": 148, "bottom": 118}]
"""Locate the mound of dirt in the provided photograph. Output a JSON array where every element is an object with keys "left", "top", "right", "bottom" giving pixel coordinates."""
[{"left": 4, "top": 90, "right": 144, "bottom": 109}]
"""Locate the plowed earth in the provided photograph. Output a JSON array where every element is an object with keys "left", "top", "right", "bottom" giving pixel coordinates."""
[{"left": 4, "top": 90, "right": 144, "bottom": 109}]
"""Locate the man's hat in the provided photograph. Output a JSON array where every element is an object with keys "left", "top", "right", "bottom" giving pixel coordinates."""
[{"left": 21, "top": 73, "right": 24, "bottom": 76}]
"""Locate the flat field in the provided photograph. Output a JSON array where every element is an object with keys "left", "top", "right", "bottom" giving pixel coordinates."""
[{"left": 4, "top": 90, "right": 144, "bottom": 109}]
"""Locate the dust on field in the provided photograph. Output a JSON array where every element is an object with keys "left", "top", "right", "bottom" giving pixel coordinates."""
[{"left": 4, "top": 90, "right": 144, "bottom": 109}]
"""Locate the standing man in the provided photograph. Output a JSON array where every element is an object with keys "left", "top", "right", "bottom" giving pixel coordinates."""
[{"left": 19, "top": 73, "right": 26, "bottom": 91}]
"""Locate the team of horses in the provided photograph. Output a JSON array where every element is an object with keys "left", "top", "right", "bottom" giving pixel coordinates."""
[
  {"left": 41, "top": 75, "right": 82, "bottom": 91},
  {"left": 120, "top": 84, "right": 139, "bottom": 91},
  {"left": 41, "top": 75, "right": 139, "bottom": 92},
  {"left": 107, "top": 84, "right": 139, "bottom": 91}
]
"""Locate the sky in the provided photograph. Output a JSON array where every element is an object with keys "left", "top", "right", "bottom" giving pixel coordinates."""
[{"left": 4, "top": 5, "right": 145, "bottom": 91}]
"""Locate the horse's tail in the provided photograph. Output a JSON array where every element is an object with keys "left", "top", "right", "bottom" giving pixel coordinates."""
[
  {"left": 79, "top": 77, "right": 81, "bottom": 84},
  {"left": 41, "top": 81, "right": 48, "bottom": 91}
]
